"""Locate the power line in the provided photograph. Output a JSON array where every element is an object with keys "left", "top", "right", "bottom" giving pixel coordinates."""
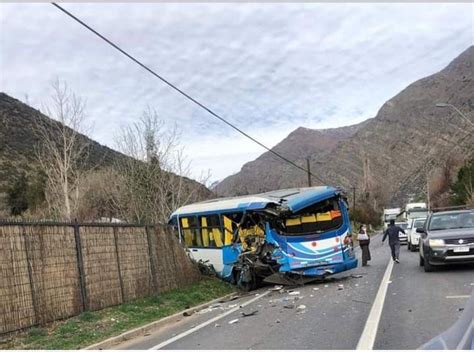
[{"left": 51, "top": 3, "right": 328, "bottom": 185}]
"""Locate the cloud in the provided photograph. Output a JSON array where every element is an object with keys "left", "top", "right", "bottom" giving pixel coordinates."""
[{"left": 1, "top": 3, "right": 472, "bottom": 182}]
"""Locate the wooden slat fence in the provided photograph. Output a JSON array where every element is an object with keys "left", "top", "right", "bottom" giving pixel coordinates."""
[{"left": 0, "top": 221, "right": 201, "bottom": 335}]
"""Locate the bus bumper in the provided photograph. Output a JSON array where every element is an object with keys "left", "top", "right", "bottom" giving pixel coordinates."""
[{"left": 284, "top": 257, "right": 358, "bottom": 277}]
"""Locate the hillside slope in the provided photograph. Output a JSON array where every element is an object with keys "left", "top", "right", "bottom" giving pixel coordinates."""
[
  {"left": 0, "top": 93, "right": 129, "bottom": 192},
  {"left": 214, "top": 122, "right": 369, "bottom": 195},
  {"left": 0, "top": 93, "right": 211, "bottom": 212},
  {"left": 215, "top": 46, "right": 474, "bottom": 204}
]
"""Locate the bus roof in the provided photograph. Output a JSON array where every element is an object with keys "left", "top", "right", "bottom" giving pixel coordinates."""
[{"left": 170, "top": 186, "right": 341, "bottom": 219}]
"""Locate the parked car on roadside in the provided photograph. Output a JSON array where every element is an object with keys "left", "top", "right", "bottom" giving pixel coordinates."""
[
  {"left": 418, "top": 210, "right": 474, "bottom": 272},
  {"left": 395, "top": 221, "right": 408, "bottom": 244},
  {"left": 407, "top": 217, "right": 426, "bottom": 251}
]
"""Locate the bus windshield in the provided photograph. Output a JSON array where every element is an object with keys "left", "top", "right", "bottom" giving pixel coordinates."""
[{"left": 276, "top": 196, "right": 343, "bottom": 235}]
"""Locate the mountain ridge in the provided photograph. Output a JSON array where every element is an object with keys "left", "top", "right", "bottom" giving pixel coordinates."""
[{"left": 214, "top": 46, "right": 474, "bottom": 204}]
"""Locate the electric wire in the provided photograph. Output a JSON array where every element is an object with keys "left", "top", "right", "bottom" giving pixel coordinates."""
[{"left": 51, "top": 3, "right": 328, "bottom": 185}]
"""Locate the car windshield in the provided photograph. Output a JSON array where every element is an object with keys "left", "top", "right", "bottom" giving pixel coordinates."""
[
  {"left": 428, "top": 211, "right": 474, "bottom": 231},
  {"left": 413, "top": 219, "right": 425, "bottom": 228}
]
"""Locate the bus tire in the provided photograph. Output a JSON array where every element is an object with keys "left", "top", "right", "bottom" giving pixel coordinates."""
[{"left": 237, "top": 265, "right": 256, "bottom": 292}]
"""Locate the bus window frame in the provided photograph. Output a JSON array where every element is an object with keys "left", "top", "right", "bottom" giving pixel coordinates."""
[
  {"left": 275, "top": 196, "right": 346, "bottom": 236},
  {"left": 178, "top": 214, "right": 224, "bottom": 249}
]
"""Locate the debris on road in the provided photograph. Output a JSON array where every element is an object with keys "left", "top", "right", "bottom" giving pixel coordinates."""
[
  {"left": 351, "top": 274, "right": 364, "bottom": 278},
  {"left": 388, "top": 280, "right": 393, "bottom": 284},
  {"left": 324, "top": 285, "right": 329, "bottom": 288},
  {"left": 214, "top": 323, "right": 221, "bottom": 327},
  {"left": 283, "top": 304, "right": 295, "bottom": 309},
  {"left": 458, "top": 307, "right": 465, "bottom": 312},
  {"left": 296, "top": 304, "right": 306, "bottom": 311},
  {"left": 276, "top": 319, "right": 281, "bottom": 323},
  {"left": 352, "top": 299, "right": 370, "bottom": 305},
  {"left": 288, "top": 291, "right": 301, "bottom": 296},
  {"left": 242, "top": 310, "right": 258, "bottom": 317},
  {"left": 220, "top": 294, "right": 241, "bottom": 303},
  {"left": 310, "top": 294, "right": 314, "bottom": 298},
  {"left": 337, "top": 284, "right": 344, "bottom": 290},
  {"left": 313, "top": 287, "right": 320, "bottom": 291},
  {"left": 408, "top": 309, "right": 412, "bottom": 312},
  {"left": 228, "top": 319, "right": 239, "bottom": 324},
  {"left": 183, "top": 311, "right": 194, "bottom": 317},
  {"left": 270, "top": 285, "right": 284, "bottom": 291}
]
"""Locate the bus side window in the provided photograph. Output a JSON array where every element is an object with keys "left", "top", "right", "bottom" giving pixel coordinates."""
[
  {"left": 201, "top": 215, "right": 224, "bottom": 248},
  {"left": 200, "top": 217, "right": 210, "bottom": 247},
  {"left": 222, "top": 215, "right": 234, "bottom": 245},
  {"left": 209, "top": 215, "right": 224, "bottom": 248},
  {"left": 180, "top": 217, "right": 193, "bottom": 247},
  {"left": 189, "top": 217, "right": 202, "bottom": 247},
  {"left": 181, "top": 217, "right": 202, "bottom": 247}
]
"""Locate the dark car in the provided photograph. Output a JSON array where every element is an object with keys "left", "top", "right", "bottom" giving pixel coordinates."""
[{"left": 417, "top": 209, "right": 474, "bottom": 272}]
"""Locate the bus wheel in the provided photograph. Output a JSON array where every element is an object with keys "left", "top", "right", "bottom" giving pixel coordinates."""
[{"left": 237, "top": 265, "right": 256, "bottom": 292}]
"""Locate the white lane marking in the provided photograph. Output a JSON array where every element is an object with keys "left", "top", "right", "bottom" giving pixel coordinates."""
[
  {"left": 356, "top": 258, "right": 394, "bottom": 350},
  {"left": 149, "top": 290, "right": 271, "bottom": 350},
  {"left": 446, "top": 295, "right": 471, "bottom": 299}
]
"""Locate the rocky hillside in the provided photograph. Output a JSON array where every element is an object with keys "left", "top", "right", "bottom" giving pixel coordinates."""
[
  {"left": 213, "top": 122, "right": 369, "bottom": 195},
  {"left": 0, "top": 93, "right": 211, "bottom": 211},
  {"left": 215, "top": 46, "right": 474, "bottom": 205},
  {"left": 0, "top": 93, "right": 129, "bottom": 193}
]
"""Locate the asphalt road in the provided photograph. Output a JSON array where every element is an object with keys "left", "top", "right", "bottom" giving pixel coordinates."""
[{"left": 115, "top": 234, "right": 473, "bottom": 350}]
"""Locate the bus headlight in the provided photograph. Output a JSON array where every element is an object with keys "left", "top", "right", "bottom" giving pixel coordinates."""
[{"left": 428, "top": 239, "right": 445, "bottom": 247}]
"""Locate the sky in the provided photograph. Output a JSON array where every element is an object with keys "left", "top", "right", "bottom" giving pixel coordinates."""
[{"left": 0, "top": 3, "right": 473, "bottom": 184}]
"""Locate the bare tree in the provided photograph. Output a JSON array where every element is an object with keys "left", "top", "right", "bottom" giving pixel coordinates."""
[
  {"left": 34, "top": 79, "right": 90, "bottom": 220},
  {"left": 111, "top": 107, "right": 210, "bottom": 223}
]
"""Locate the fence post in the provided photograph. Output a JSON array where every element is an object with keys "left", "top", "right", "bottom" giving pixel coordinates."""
[
  {"left": 22, "top": 225, "right": 39, "bottom": 325},
  {"left": 144, "top": 225, "right": 156, "bottom": 295},
  {"left": 73, "top": 221, "right": 87, "bottom": 312},
  {"left": 113, "top": 226, "right": 125, "bottom": 303}
]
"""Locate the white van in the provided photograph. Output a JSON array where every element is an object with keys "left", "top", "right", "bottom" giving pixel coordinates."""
[{"left": 407, "top": 217, "right": 426, "bottom": 251}]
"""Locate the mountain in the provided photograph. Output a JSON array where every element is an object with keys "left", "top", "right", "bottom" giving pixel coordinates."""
[
  {"left": 213, "top": 122, "right": 369, "bottom": 195},
  {"left": 0, "top": 93, "right": 211, "bottom": 213},
  {"left": 214, "top": 46, "right": 474, "bottom": 205},
  {"left": 0, "top": 93, "right": 128, "bottom": 195}
]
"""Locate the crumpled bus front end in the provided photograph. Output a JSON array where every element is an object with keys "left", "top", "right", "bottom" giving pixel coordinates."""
[{"left": 267, "top": 225, "right": 357, "bottom": 278}]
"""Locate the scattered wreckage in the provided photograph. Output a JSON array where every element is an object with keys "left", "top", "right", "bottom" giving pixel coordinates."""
[{"left": 169, "top": 186, "right": 358, "bottom": 290}]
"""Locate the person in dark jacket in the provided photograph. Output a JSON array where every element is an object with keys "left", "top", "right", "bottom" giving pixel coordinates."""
[
  {"left": 357, "top": 224, "right": 371, "bottom": 266},
  {"left": 383, "top": 219, "right": 405, "bottom": 263}
]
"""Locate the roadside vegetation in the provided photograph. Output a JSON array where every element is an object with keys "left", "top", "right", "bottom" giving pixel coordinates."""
[
  {"left": 3, "top": 79, "right": 210, "bottom": 223},
  {"left": 0, "top": 278, "right": 234, "bottom": 350}
]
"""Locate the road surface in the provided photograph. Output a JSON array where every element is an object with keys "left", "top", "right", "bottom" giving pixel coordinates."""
[{"left": 114, "top": 233, "right": 473, "bottom": 350}]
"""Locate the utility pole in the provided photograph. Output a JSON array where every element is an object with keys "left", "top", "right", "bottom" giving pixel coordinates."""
[
  {"left": 351, "top": 186, "right": 356, "bottom": 210},
  {"left": 306, "top": 158, "right": 312, "bottom": 187},
  {"left": 427, "top": 176, "right": 431, "bottom": 212}
]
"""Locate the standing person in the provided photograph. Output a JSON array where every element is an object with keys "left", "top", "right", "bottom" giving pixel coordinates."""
[
  {"left": 382, "top": 219, "right": 405, "bottom": 263},
  {"left": 357, "top": 224, "right": 371, "bottom": 266}
]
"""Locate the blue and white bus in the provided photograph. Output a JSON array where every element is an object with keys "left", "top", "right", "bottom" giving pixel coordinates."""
[{"left": 169, "top": 186, "right": 357, "bottom": 289}]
